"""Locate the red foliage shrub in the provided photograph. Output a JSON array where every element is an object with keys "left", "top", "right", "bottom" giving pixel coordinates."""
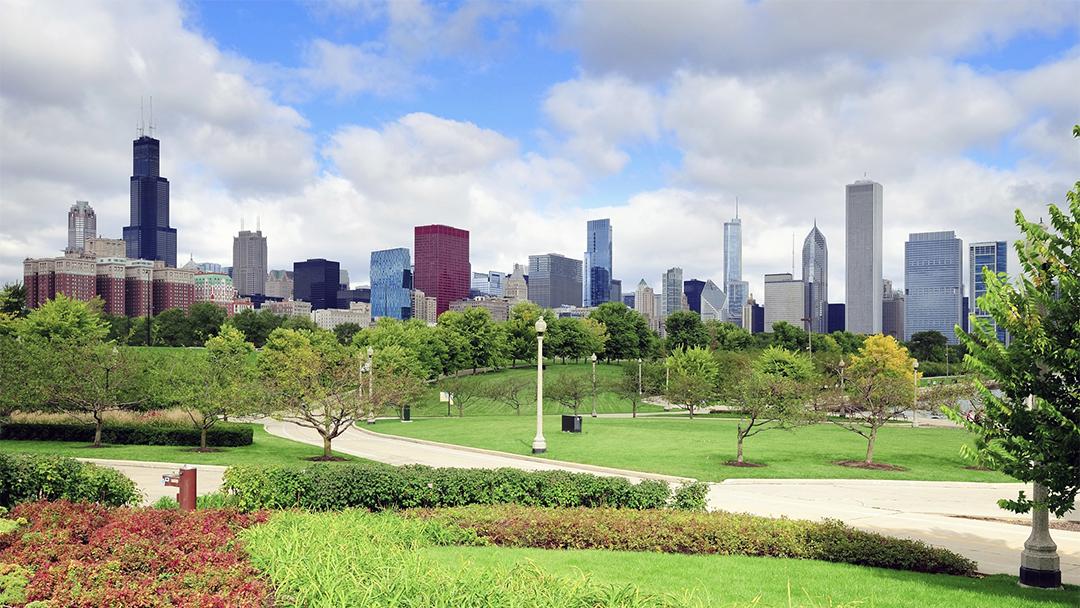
[{"left": 0, "top": 501, "right": 272, "bottom": 607}]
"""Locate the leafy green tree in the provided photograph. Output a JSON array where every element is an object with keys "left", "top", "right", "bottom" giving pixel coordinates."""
[
  {"left": 19, "top": 294, "right": 108, "bottom": 344},
  {"left": 333, "top": 322, "right": 363, "bottom": 346},
  {"left": 907, "top": 330, "right": 947, "bottom": 362},
  {"left": 665, "top": 347, "right": 719, "bottom": 419},
  {"left": 546, "top": 317, "right": 590, "bottom": 363},
  {"left": 705, "top": 320, "right": 753, "bottom": 351},
  {"left": 588, "top": 302, "right": 652, "bottom": 360},
  {"left": 834, "top": 335, "right": 916, "bottom": 465},
  {"left": 613, "top": 361, "right": 646, "bottom": 417},
  {"left": 830, "top": 331, "right": 866, "bottom": 355},
  {"left": 153, "top": 308, "right": 192, "bottom": 346},
  {"left": 0, "top": 330, "right": 49, "bottom": 430},
  {"left": 946, "top": 173, "right": 1079, "bottom": 516},
  {"left": 229, "top": 308, "right": 284, "bottom": 347},
  {"left": 438, "top": 307, "right": 499, "bottom": 372},
  {"left": 101, "top": 313, "right": 132, "bottom": 344},
  {"left": 768, "top": 321, "right": 809, "bottom": 352},
  {"left": 547, "top": 372, "right": 591, "bottom": 416},
  {"left": 355, "top": 318, "right": 457, "bottom": 378},
  {"left": 503, "top": 303, "right": 555, "bottom": 367},
  {"left": 0, "top": 282, "right": 28, "bottom": 317},
  {"left": 126, "top": 317, "right": 157, "bottom": 346},
  {"left": 713, "top": 350, "right": 753, "bottom": 404},
  {"left": 664, "top": 311, "right": 708, "bottom": 352},
  {"left": 485, "top": 376, "right": 531, "bottom": 415},
  {"left": 438, "top": 375, "right": 485, "bottom": 417},
  {"left": 732, "top": 347, "right": 817, "bottom": 464},
  {"left": 281, "top": 315, "right": 319, "bottom": 332},
  {"left": 370, "top": 344, "right": 427, "bottom": 420},
  {"left": 188, "top": 302, "right": 227, "bottom": 345}
]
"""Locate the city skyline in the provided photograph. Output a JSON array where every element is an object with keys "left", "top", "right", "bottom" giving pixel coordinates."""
[{"left": 2, "top": 1, "right": 1076, "bottom": 304}]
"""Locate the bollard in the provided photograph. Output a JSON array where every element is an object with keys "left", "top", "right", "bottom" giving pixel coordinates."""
[{"left": 163, "top": 465, "right": 197, "bottom": 511}]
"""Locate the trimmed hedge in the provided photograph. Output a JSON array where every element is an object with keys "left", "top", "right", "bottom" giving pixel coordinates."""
[
  {"left": 0, "top": 421, "right": 254, "bottom": 447},
  {"left": 0, "top": 453, "right": 140, "bottom": 508},
  {"left": 411, "top": 505, "right": 977, "bottom": 576},
  {"left": 222, "top": 463, "right": 707, "bottom": 512}
]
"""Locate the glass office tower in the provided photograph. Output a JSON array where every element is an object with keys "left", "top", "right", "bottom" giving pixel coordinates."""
[
  {"left": 123, "top": 135, "right": 176, "bottom": 266},
  {"left": 904, "top": 231, "right": 963, "bottom": 344},
  {"left": 583, "top": 218, "right": 612, "bottom": 306},
  {"left": 371, "top": 248, "right": 413, "bottom": 320},
  {"left": 969, "top": 241, "right": 1008, "bottom": 343}
]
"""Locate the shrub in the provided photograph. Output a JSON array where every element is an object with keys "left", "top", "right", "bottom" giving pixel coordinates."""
[
  {"left": 0, "top": 454, "right": 140, "bottom": 508},
  {"left": 410, "top": 505, "right": 977, "bottom": 576},
  {"left": 223, "top": 462, "right": 707, "bottom": 512},
  {"left": 0, "top": 501, "right": 270, "bottom": 606},
  {"left": 0, "top": 421, "right": 254, "bottom": 446}
]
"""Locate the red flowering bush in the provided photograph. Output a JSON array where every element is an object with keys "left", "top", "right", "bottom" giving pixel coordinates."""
[{"left": 0, "top": 501, "right": 272, "bottom": 607}]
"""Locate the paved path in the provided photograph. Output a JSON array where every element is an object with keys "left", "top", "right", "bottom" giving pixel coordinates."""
[{"left": 80, "top": 458, "right": 227, "bottom": 505}]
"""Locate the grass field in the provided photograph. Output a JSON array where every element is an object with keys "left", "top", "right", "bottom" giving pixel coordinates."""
[
  {"left": 370, "top": 415, "right": 1010, "bottom": 482},
  {"left": 0, "top": 426, "right": 361, "bottom": 466}
]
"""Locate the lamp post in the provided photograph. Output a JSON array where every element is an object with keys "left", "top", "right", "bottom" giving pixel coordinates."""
[
  {"left": 665, "top": 357, "right": 670, "bottom": 391},
  {"left": 1020, "top": 397, "right": 1062, "bottom": 588},
  {"left": 590, "top": 353, "right": 598, "bottom": 417},
  {"left": 366, "top": 346, "right": 375, "bottom": 424},
  {"left": 837, "top": 358, "right": 846, "bottom": 417},
  {"left": 637, "top": 358, "right": 642, "bottom": 396},
  {"left": 911, "top": 359, "right": 919, "bottom": 428},
  {"left": 532, "top": 317, "right": 547, "bottom": 454}
]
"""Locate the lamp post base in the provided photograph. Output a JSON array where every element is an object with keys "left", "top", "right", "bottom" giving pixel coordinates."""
[
  {"left": 531, "top": 447, "right": 546, "bottom": 454},
  {"left": 1019, "top": 567, "right": 1061, "bottom": 589}
]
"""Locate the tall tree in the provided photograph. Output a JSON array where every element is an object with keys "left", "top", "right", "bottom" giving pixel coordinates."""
[
  {"left": 588, "top": 302, "right": 652, "bottom": 361},
  {"left": 333, "top": 322, "right": 363, "bottom": 346},
  {"left": 548, "top": 372, "right": 591, "bottom": 416},
  {"left": 503, "top": 302, "right": 555, "bottom": 367},
  {"left": 546, "top": 317, "right": 590, "bottom": 363},
  {"left": 664, "top": 347, "right": 719, "bottom": 419},
  {"left": 0, "top": 283, "right": 27, "bottom": 317},
  {"left": 705, "top": 320, "right": 753, "bottom": 351},
  {"left": 188, "top": 302, "right": 227, "bottom": 345},
  {"left": 664, "top": 311, "right": 708, "bottom": 352},
  {"left": 154, "top": 308, "right": 192, "bottom": 346},
  {"left": 438, "top": 307, "right": 499, "bottom": 372},
  {"left": 370, "top": 344, "right": 427, "bottom": 420},
  {"left": 768, "top": 321, "right": 809, "bottom": 352},
  {"left": 732, "top": 347, "right": 817, "bottom": 465},
  {"left": 19, "top": 294, "right": 107, "bottom": 344},
  {"left": 946, "top": 171, "right": 1079, "bottom": 517},
  {"left": 907, "top": 330, "right": 947, "bottom": 362}
]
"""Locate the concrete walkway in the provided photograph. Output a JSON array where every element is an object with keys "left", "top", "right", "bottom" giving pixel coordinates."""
[{"left": 80, "top": 458, "right": 227, "bottom": 505}]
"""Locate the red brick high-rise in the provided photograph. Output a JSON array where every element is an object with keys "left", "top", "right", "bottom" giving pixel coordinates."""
[{"left": 413, "top": 224, "right": 470, "bottom": 316}]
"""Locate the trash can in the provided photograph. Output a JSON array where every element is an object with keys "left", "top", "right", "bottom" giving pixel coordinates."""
[
  {"left": 561, "top": 414, "right": 582, "bottom": 433},
  {"left": 402, "top": 406, "right": 411, "bottom": 422}
]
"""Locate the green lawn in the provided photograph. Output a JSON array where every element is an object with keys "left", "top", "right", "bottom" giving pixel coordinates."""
[
  {"left": 426, "top": 546, "right": 1076, "bottom": 608},
  {"left": 370, "top": 415, "right": 1011, "bottom": 482},
  {"left": 414, "top": 362, "right": 665, "bottom": 417},
  {"left": 0, "top": 426, "right": 361, "bottom": 467}
]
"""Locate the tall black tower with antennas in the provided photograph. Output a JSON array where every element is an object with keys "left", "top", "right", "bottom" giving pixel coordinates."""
[{"left": 123, "top": 98, "right": 176, "bottom": 267}]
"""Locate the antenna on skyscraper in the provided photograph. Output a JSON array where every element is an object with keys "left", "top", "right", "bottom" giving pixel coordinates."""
[
  {"left": 148, "top": 96, "right": 155, "bottom": 136},
  {"left": 257, "top": 216, "right": 261, "bottom": 232},
  {"left": 792, "top": 233, "right": 796, "bottom": 274},
  {"left": 735, "top": 196, "right": 739, "bottom": 219},
  {"left": 241, "top": 216, "right": 245, "bottom": 232},
  {"left": 138, "top": 97, "right": 145, "bottom": 137}
]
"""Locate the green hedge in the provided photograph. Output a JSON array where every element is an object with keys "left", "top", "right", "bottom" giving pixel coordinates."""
[
  {"left": 0, "top": 422, "right": 254, "bottom": 447},
  {"left": 223, "top": 463, "right": 707, "bottom": 512},
  {"left": 0, "top": 453, "right": 140, "bottom": 509},
  {"left": 411, "top": 505, "right": 977, "bottom": 576}
]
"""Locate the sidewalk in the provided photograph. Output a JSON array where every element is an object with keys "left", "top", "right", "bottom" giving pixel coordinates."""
[{"left": 80, "top": 458, "right": 227, "bottom": 505}]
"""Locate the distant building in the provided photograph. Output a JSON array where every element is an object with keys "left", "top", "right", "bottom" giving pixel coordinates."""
[
  {"left": 339, "top": 270, "right": 350, "bottom": 290},
  {"left": 527, "top": 253, "right": 582, "bottom": 309},
  {"left": 232, "top": 229, "right": 267, "bottom": 297},
  {"left": 634, "top": 279, "right": 658, "bottom": 332},
  {"left": 414, "top": 224, "right": 470, "bottom": 316},
  {"left": 371, "top": 248, "right": 413, "bottom": 320},
  {"left": 583, "top": 218, "right": 613, "bottom": 306},
  {"left": 904, "top": 231, "right": 963, "bottom": 344},
  {"left": 504, "top": 264, "right": 528, "bottom": 304},
  {"left": 802, "top": 222, "right": 828, "bottom": 333},
  {"left": 312, "top": 302, "right": 371, "bottom": 330},
  {"left": 743, "top": 294, "right": 765, "bottom": 334},
  {"left": 337, "top": 287, "right": 370, "bottom": 308},
  {"left": 553, "top": 305, "right": 596, "bottom": 319},
  {"left": 700, "top": 280, "right": 726, "bottom": 322},
  {"left": 265, "top": 299, "right": 312, "bottom": 318},
  {"left": 23, "top": 254, "right": 193, "bottom": 317},
  {"left": 411, "top": 289, "right": 438, "bottom": 325},
  {"left": 197, "top": 262, "right": 225, "bottom": 274},
  {"left": 726, "top": 280, "right": 749, "bottom": 328},
  {"left": 66, "top": 201, "right": 97, "bottom": 254},
  {"left": 969, "top": 241, "right": 1008, "bottom": 343},
  {"left": 293, "top": 258, "right": 340, "bottom": 311},
  {"left": 265, "top": 270, "right": 293, "bottom": 299},
  {"left": 471, "top": 271, "right": 506, "bottom": 297},
  {"left": 845, "top": 180, "right": 883, "bottom": 334},
  {"left": 683, "top": 279, "right": 705, "bottom": 314},
  {"left": 881, "top": 279, "right": 905, "bottom": 340},
  {"left": 827, "top": 303, "right": 846, "bottom": 333},
  {"left": 724, "top": 204, "right": 744, "bottom": 323},
  {"left": 609, "top": 279, "right": 621, "bottom": 303},
  {"left": 193, "top": 272, "right": 235, "bottom": 303},
  {"left": 661, "top": 267, "right": 684, "bottom": 317},
  {"left": 450, "top": 297, "right": 511, "bottom": 322},
  {"left": 622, "top": 293, "right": 635, "bottom": 308},
  {"left": 123, "top": 134, "right": 177, "bottom": 267},
  {"left": 764, "top": 273, "right": 805, "bottom": 330},
  {"left": 84, "top": 237, "right": 126, "bottom": 259}
]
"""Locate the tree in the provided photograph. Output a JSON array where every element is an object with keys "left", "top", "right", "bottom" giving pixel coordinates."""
[
  {"left": 945, "top": 171, "right": 1079, "bottom": 517},
  {"left": 830, "top": 331, "right": 866, "bottom": 355},
  {"left": 485, "top": 376, "right": 531, "bottom": 415},
  {"left": 546, "top": 317, "right": 590, "bottom": 363},
  {"left": 154, "top": 307, "right": 192, "bottom": 346},
  {"left": 438, "top": 307, "right": 500, "bottom": 372},
  {"left": 0, "top": 329, "right": 49, "bottom": 430},
  {"left": 188, "top": 302, "right": 227, "bottom": 345},
  {"left": 664, "top": 311, "right": 708, "bottom": 352},
  {"left": 230, "top": 308, "right": 284, "bottom": 347},
  {"left": 438, "top": 375, "right": 485, "bottom": 417},
  {"left": 833, "top": 335, "right": 916, "bottom": 465},
  {"left": 732, "top": 347, "right": 817, "bottom": 465},
  {"left": 769, "top": 321, "right": 809, "bottom": 352},
  {"left": 19, "top": 294, "right": 107, "bottom": 344},
  {"left": 370, "top": 345, "right": 427, "bottom": 420},
  {"left": 548, "top": 372, "right": 590, "bottom": 415},
  {"left": 664, "top": 347, "right": 719, "bottom": 419},
  {"left": 260, "top": 328, "right": 363, "bottom": 460},
  {"left": 705, "top": 320, "right": 752, "bottom": 351},
  {"left": 157, "top": 326, "right": 256, "bottom": 450},
  {"left": 588, "top": 302, "right": 652, "bottom": 360},
  {"left": 333, "top": 322, "right": 363, "bottom": 346},
  {"left": 0, "top": 282, "right": 27, "bottom": 317},
  {"left": 282, "top": 315, "right": 320, "bottom": 332},
  {"left": 612, "top": 362, "right": 645, "bottom": 417},
  {"left": 907, "top": 330, "right": 947, "bottom": 362},
  {"left": 504, "top": 303, "right": 555, "bottom": 367}
]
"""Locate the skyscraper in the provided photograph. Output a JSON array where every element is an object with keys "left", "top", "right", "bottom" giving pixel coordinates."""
[
  {"left": 370, "top": 248, "right": 413, "bottom": 320},
  {"left": 881, "top": 279, "right": 905, "bottom": 340},
  {"left": 904, "top": 231, "right": 963, "bottom": 344},
  {"left": 527, "top": 253, "right": 582, "bottom": 309},
  {"left": 801, "top": 222, "right": 828, "bottom": 333},
  {"left": 413, "top": 224, "right": 470, "bottom": 316},
  {"left": 583, "top": 219, "right": 613, "bottom": 306},
  {"left": 700, "top": 280, "right": 726, "bottom": 322},
  {"left": 123, "top": 134, "right": 176, "bottom": 267},
  {"left": 683, "top": 279, "right": 705, "bottom": 314},
  {"left": 504, "top": 264, "right": 528, "bottom": 304},
  {"left": 293, "top": 258, "right": 340, "bottom": 311},
  {"left": 67, "top": 201, "right": 96, "bottom": 254},
  {"left": 265, "top": 270, "right": 293, "bottom": 300},
  {"left": 634, "top": 279, "right": 657, "bottom": 331},
  {"left": 232, "top": 229, "right": 267, "bottom": 297},
  {"left": 845, "top": 180, "right": 883, "bottom": 334},
  {"left": 969, "top": 241, "right": 1008, "bottom": 343},
  {"left": 661, "top": 267, "right": 684, "bottom": 317},
  {"left": 764, "top": 273, "right": 805, "bottom": 330},
  {"left": 723, "top": 203, "right": 743, "bottom": 323}
]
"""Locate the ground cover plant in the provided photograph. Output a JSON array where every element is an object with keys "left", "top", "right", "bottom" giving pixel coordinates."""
[
  {"left": 369, "top": 416, "right": 1011, "bottom": 482},
  {"left": 222, "top": 462, "right": 706, "bottom": 511},
  {"left": 0, "top": 501, "right": 271, "bottom": 607},
  {"left": 0, "top": 426, "right": 359, "bottom": 467},
  {"left": 409, "top": 505, "right": 975, "bottom": 575},
  {"left": 0, "top": 453, "right": 139, "bottom": 508}
]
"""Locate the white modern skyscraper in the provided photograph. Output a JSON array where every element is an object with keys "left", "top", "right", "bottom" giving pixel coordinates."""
[
  {"left": 723, "top": 202, "right": 744, "bottom": 325},
  {"left": 845, "top": 180, "right": 883, "bottom": 334},
  {"left": 634, "top": 279, "right": 658, "bottom": 331},
  {"left": 661, "top": 267, "right": 684, "bottom": 317},
  {"left": 232, "top": 228, "right": 268, "bottom": 296},
  {"left": 700, "top": 280, "right": 727, "bottom": 322},
  {"left": 905, "top": 231, "right": 963, "bottom": 344},
  {"left": 802, "top": 222, "right": 828, "bottom": 333},
  {"left": 67, "top": 200, "right": 97, "bottom": 254}
]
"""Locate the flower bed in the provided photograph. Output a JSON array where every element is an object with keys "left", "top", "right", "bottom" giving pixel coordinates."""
[{"left": 0, "top": 501, "right": 271, "bottom": 607}]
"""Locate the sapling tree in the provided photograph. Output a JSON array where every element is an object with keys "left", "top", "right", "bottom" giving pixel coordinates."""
[
  {"left": 438, "top": 375, "right": 485, "bottom": 417},
  {"left": 370, "top": 345, "right": 427, "bottom": 420},
  {"left": 548, "top": 372, "right": 591, "bottom": 416},
  {"left": 664, "top": 347, "right": 718, "bottom": 419},
  {"left": 485, "top": 376, "right": 531, "bottom": 415},
  {"left": 732, "top": 347, "right": 818, "bottom": 465}
]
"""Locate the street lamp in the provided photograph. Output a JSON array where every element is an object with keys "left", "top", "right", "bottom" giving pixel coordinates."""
[
  {"left": 637, "top": 358, "right": 643, "bottom": 396},
  {"left": 1020, "top": 395, "right": 1062, "bottom": 588},
  {"left": 532, "top": 317, "right": 547, "bottom": 454},
  {"left": 911, "top": 359, "right": 919, "bottom": 428},
  {"left": 366, "top": 346, "right": 375, "bottom": 424},
  {"left": 590, "top": 353, "right": 598, "bottom": 417}
]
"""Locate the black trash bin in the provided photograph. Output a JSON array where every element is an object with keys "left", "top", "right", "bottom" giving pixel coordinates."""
[
  {"left": 402, "top": 406, "right": 411, "bottom": 422},
  {"left": 561, "top": 414, "right": 582, "bottom": 433}
]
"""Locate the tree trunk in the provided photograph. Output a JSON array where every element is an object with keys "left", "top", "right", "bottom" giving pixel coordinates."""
[
  {"left": 688, "top": 405, "right": 694, "bottom": 420},
  {"left": 200, "top": 427, "right": 208, "bottom": 450},
  {"left": 323, "top": 435, "right": 332, "bottom": 459},
  {"left": 93, "top": 412, "right": 103, "bottom": 447},
  {"left": 632, "top": 403, "right": 637, "bottom": 418},
  {"left": 865, "top": 426, "right": 877, "bottom": 464},
  {"left": 736, "top": 426, "right": 744, "bottom": 464}
]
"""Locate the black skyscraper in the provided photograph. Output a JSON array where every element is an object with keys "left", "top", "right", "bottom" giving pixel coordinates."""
[
  {"left": 123, "top": 135, "right": 176, "bottom": 267},
  {"left": 294, "top": 258, "right": 340, "bottom": 311}
]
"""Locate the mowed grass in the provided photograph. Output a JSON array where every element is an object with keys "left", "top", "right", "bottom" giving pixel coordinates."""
[
  {"left": 425, "top": 546, "right": 1077, "bottom": 608},
  {"left": 371, "top": 415, "right": 1011, "bottom": 482},
  {"left": 413, "top": 362, "right": 665, "bottom": 417},
  {"left": 0, "top": 426, "right": 362, "bottom": 467}
]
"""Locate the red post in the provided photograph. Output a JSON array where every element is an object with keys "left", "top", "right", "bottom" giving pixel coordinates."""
[{"left": 177, "top": 465, "right": 197, "bottom": 511}]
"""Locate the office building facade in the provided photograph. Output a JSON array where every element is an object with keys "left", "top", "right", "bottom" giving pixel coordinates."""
[
  {"left": 414, "top": 224, "right": 470, "bottom": 316},
  {"left": 293, "top": 258, "right": 340, "bottom": 311},
  {"left": 527, "top": 253, "right": 582, "bottom": 309},
  {"left": 232, "top": 229, "right": 267, "bottom": 297},
  {"left": 661, "top": 267, "right": 684, "bottom": 317},
  {"left": 67, "top": 201, "right": 97, "bottom": 254},
  {"left": 801, "top": 223, "right": 828, "bottom": 333},
  {"left": 123, "top": 135, "right": 177, "bottom": 267},
  {"left": 904, "top": 231, "right": 963, "bottom": 344},
  {"left": 504, "top": 264, "right": 528, "bottom": 304},
  {"left": 471, "top": 271, "right": 506, "bottom": 297},
  {"left": 764, "top": 272, "right": 805, "bottom": 330},
  {"left": 265, "top": 270, "right": 293, "bottom": 300},
  {"left": 583, "top": 219, "right": 613, "bottom": 306},
  {"left": 683, "top": 279, "right": 705, "bottom": 314},
  {"left": 723, "top": 208, "right": 743, "bottom": 323},
  {"left": 634, "top": 279, "right": 658, "bottom": 331},
  {"left": 969, "top": 241, "right": 1008, "bottom": 343},
  {"left": 743, "top": 294, "right": 765, "bottom": 334},
  {"left": 371, "top": 248, "right": 413, "bottom": 320},
  {"left": 881, "top": 279, "right": 905, "bottom": 340},
  {"left": 845, "top": 180, "right": 883, "bottom": 334},
  {"left": 700, "top": 280, "right": 726, "bottom": 322}
]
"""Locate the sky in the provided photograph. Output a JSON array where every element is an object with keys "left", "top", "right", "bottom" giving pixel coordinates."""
[{"left": 1, "top": 0, "right": 1078, "bottom": 303}]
